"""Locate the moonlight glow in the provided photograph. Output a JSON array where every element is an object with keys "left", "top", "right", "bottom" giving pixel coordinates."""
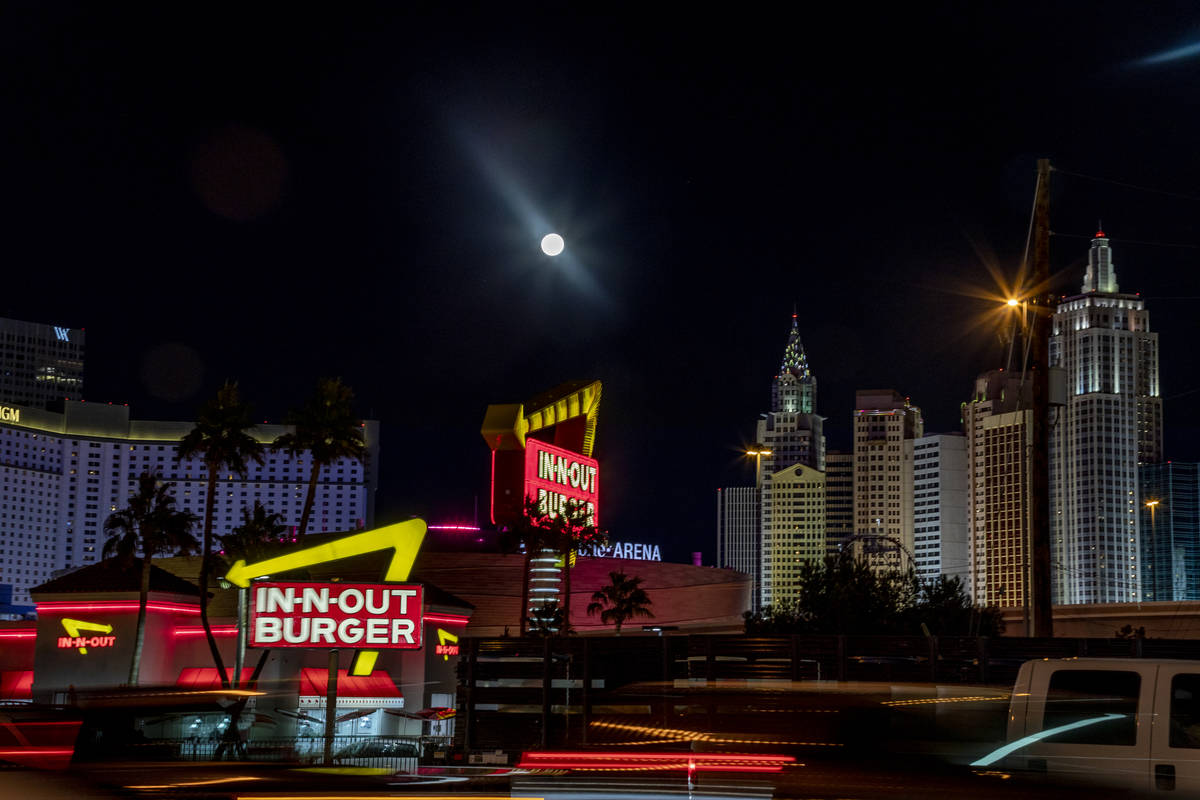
[{"left": 541, "top": 233, "right": 565, "bottom": 256}]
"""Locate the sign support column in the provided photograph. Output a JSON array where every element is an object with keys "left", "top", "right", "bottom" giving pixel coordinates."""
[{"left": 324, "top": 649, "right": 340, "bottom": 766}]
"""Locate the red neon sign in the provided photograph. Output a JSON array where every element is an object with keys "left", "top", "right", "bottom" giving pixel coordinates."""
[
  {"left": 56, "top": 635, "right": 115, "bottom": 650},
  {"left": 250, "top": 582, "right": 424, "bottom": 650},
  {"left": 524, "top": 439, "right": 600, "bottom": 525}
]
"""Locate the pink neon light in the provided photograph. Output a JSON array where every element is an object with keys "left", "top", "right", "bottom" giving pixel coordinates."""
[
  {"left": 173, "top": 626, "right": 238, "bottom": 638},
  {"left": 36, "top": 601, "right": 201, "bottom": 614},
  {"left": 0, "top": 630, "right": 36, "bottom": 640},
  {"left": 427, "top": 525, "right": 481, "bottom": 532},
  {"left": 516, "top": 751, "right": 794, "bottom": 772},
  {"left": 424, "top": 613, "right": 470, "bottom": 625}
]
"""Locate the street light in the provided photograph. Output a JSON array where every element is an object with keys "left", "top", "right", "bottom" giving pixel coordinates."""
[
  {"left": 746, "top": 444, "right": 772, "bottom": 488},
  {"left": 1146, "top": 499, "right": 1160, "bottom": 600}
]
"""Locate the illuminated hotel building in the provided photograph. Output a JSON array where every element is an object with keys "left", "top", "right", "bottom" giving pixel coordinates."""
[
  {"left": 824, "top": 450, "right": 854, "bottom": 556},
  {"left": 759, "top": 463, "right": 825, "bottom": 607},
  {"left": 1138, "top": 462, "right": 1199, "bottom": 602},
  {"left": 912, "top": 433, "right": 966, "bottom": 583},
  {"left": 1050, "top": 231, "right": 1162, "bottom": 604},
  {"left": 964, "top": 370, "right": 1033, "bottom": 607},
  {"left": 717, "top": 314, "right": 826, "bottom": 608},
  {"left": 852, "top": 389, "right": 923, "bottom": 572},
  {"left": 716, "top": 486, "right": 761, "bottom": 602},
  {"left": 0, "top": 399, "right": 378, "bottom": 609},
  {"left": 0, "top": 317, "right": 84, "bottom": 409}
]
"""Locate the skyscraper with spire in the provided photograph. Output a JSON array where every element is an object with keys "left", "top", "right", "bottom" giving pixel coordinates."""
[
  {"left": 757, "top": 312, "right": 824, "bottom": 473},
  {"left": 1050, "top": 230, "right": 1162, "bottom": 604},
  {"left": 717, "top": 311, "right": 827, "bottom": 609}
]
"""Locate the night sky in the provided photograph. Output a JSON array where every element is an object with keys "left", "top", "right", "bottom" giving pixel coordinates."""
[{"left": 5, "top": 4, "right": 1200, "bottom": 562}]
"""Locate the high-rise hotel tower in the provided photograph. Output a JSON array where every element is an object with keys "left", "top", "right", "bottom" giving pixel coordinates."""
[{"left": 1049, "top": 230, "right": 1162, "bottom": 604}]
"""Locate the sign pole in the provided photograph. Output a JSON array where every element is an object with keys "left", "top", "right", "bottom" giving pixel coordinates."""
[{"left": 324, "top": 649, "right": 340, "bottom": 766}]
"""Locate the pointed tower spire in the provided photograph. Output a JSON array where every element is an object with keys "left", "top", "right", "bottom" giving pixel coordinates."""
[
  {"left": 1082, "top": 226, "right": 1119, "bottom": 293},
  {"left": 771, "top": 310, "right": 816, "bottom": 413}
]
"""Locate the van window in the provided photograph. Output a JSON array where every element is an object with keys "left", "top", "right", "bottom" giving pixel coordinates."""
[
  {"left": 1042, "top": 669, "right": 1140, "bottom": 746},
  {"left": 1170, "top": 674, "right": 1200, "bottom": 749}
]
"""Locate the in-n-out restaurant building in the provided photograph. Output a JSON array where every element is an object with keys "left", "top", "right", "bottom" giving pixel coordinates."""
[{"left": 0, "top": 529, "right": 472, "bottom": 747}]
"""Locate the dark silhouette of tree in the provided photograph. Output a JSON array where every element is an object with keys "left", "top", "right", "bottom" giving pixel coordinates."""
[
  {"left": 743, "top": 552, "right": 1003, "bottom": 636},
  {"left": 527, "top": 600, "right": 570, "bottom": 637},
  {"left": 587, "top": 571, "right": 653, "bottom": 635},
  {"left": 214, "top": 501, "right": 287, "bottom": 758},
  {"left": 274, "top": 378, "right": 366, "bottom": 540},
  {"left": 543, "top": 505, "right": 606, "bottom": 635},
  {"left": 499, "top": 497, "right": 556, "bottom": 635},
  {"left": 220, "top": 501, "right": 287, "bottom": 565},
  {"left": 178, "top": 381, "right": 264, "bottom": 688},
  {"left": 104, "top": 473, "right": 198, "bottom": 685}
]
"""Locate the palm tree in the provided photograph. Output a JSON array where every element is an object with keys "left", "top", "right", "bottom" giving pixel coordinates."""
[
  {"left": 221, "top": 501, "right": 287, "bottom": 565},
  {"left": 526, "top": 600, "right": 569, "bottom": 637},
  {"left": 178, "top": 381, "right": 264, "bottom": 688},
  {"left": 104, "top": 473, "right": 198, "bottom": 685},
  {"left": 503, "top": 497, "right": 556, "bottom": 635},
  {"left": 545, "top": 506, "right": 606, "bottom": 635},
  {"left": 274, "top": 378, "right": 366, "bottom": 540},
  {"left": 216, "top": 502, "right": 287, "bottom": 757},
  {"left": 586, "top": 571, "right": 654, "bottom": 635}
]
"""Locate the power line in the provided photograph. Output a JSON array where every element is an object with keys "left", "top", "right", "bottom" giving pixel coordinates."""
[{"left": 1053, "top": 166, "right": 1200, "bottom": 204}]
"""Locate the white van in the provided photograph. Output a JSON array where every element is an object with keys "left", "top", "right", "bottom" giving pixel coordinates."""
[{"left": 980, "top": 658, "right": 1200, "bottom": 793}]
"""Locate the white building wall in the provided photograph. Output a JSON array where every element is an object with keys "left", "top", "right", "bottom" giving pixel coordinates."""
[
  {"left": 913, "top": 434, "right": 967, "bottom": 583},
  {"left": 0, "top": 400, "right": 378, "bottom": 608}
]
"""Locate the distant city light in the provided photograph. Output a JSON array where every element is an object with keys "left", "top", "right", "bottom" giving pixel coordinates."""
[{"left": 541, "top": 233, "right": 565, "bottom": 256}]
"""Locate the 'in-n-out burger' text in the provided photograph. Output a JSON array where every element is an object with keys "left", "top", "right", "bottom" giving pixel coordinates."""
[
  {"left": 525, "top": 440, "right": 600, "bottom": 526},
  {"left": 250, "top": 582, "right": 424, "bottom": 650}
]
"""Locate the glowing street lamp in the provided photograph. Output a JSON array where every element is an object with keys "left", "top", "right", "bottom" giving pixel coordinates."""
[
  {"left": 746, "top": 444, "right": 772, "bottom": 488},
  {"left": 1146, "top": 499, "right": 1160, "bottom": 597}
]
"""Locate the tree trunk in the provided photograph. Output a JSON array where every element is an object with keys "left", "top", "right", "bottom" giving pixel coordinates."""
[
  {"left": 200, "top": 462, "right": 229, "bottom": 688},
  {"left": 129, "top": 555, "right": 152, "bottom": 685},
  {"left": 562, "top": 543, "right": 572, "bottom": 635},
  {"left": 298, "top": 460, "right": 321, "bottom": 540},
  {"left": 519, "top": 547, "right": 532, "bottom": 635}
]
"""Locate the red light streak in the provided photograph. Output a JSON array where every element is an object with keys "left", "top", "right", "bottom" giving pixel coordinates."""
[
  {"left": 174, "top": 626, "right": 238, "bottom": 638},
  {"left": 37, "top": 601, "right": 201, "bottom": 614},
  {"left": 424, "top": 613, "right": 469, "bottom": 625},
  {"left": 517, "top": 751, "right": 795, "bottom": 773}
]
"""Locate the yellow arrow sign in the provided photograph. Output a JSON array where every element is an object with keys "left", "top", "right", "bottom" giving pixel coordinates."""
[
  {"left": 224, "top": 519, "right": 427, "bottom": 588},
  {"left": 224, "top": 519, "right": 427, "bottom": 676},
  {"left": 61, "top": 617, "right": 114, "bottom": 654}
]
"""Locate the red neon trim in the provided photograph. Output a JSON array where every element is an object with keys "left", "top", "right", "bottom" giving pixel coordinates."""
[
  {"left": 424, "top": 613, "right": 469, "bottom": 625},
  {"left": 489, "top": 448, "right": 497, "bottom": 526},
  {"left": 522, "top": 752, "right": 793, "bottom": 763},
  {"left": 0, "top": 749, "right": 77, "bottom": 756},
  {"left": 427, "top": 525, "right": 481, "bottom": 532},
  {"left": 36, "top": 601, "right": 201, "bottom": 614},
  {"left": 0, "top": 630, "right": 36, "bottom": 639},
  {"left": 173, "top": 626, "right": 238, "bottom": 638}
]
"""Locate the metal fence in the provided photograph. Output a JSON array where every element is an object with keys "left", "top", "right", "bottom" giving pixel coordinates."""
[
  {"left": 456, "top": 634, "right": 1200, "bottom": 753},
  {"left": 87, "top": 734, "right": 449, "bottom": 770}
]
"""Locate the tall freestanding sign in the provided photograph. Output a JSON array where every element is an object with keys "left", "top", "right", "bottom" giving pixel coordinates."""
[{"left": 223, "top": 518, "right": 427, "bottom": 766}]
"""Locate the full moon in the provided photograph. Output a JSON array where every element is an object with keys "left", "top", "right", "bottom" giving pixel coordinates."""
[{"left": 540, "top": 233, "right": 565, "bottom": 256}]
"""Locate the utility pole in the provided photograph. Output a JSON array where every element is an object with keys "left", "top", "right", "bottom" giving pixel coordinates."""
[{"left": 1029, "top": 158, "right": 1054, "bottom": 637}]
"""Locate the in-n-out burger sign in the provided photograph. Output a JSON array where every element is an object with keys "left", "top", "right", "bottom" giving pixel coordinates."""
[
  {"left": 524, "top": 439, "right": 600, "bottom": 525},
  {"left": 250, "top": 582, "right": 424, "bottom": 650}
]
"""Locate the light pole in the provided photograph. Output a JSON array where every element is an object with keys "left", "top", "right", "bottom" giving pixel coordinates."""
[
  {"left": 746, "top": 444, "right": 772, "bottom": 488},
  {"left": 1146, "top": 499, "right": 1160, "bottom": 600}
]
